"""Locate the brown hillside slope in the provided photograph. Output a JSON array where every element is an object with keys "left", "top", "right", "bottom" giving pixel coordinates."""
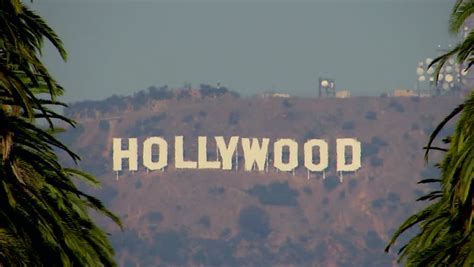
[{"left": 62, "top": 95, "right": 462, "bottom": 267}]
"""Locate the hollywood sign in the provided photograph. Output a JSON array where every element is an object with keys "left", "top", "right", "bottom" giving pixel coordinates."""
[{"left": 112, "top": 136, "right": 362, "bottom": 173}]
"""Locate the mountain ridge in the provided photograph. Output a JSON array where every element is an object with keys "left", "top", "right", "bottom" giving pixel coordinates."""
[{"left": 59, "top": 89, "right": 463, "bottom": 266}]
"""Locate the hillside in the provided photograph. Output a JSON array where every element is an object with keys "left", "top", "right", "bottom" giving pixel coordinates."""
[{"left": 59, "top": 88, "right": 464, "bottom": 267}]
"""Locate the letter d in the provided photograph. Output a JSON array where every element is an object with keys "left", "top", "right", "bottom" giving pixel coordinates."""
[{"left": 336, "top": 138, "right": 361, "bottom": 172}]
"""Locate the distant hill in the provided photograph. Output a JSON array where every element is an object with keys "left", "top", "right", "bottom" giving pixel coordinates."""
[{"left": 59, "top": 87, "right": 463, "bottom": 267}]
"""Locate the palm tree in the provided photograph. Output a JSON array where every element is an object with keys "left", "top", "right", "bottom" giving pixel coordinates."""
[
  {"left": 1, "top": 0, "right": 121, "bottom": 265},
  {"left": 385, "top": 1, "right": 474, "bottom": 266}
]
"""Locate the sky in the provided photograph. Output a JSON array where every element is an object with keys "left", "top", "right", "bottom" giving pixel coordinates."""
[{"left": 33, "top": 0, "right": 457, "bottom": 102}]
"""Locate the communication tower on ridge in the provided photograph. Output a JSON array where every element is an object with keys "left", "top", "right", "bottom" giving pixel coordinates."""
[
  {"left": 416, "top": 54, "right": 467, "bottom": 97},
  {"left": 318, "top": 77, "right": 336, "bottom": 98},
  {"left": 415, "top": 17, "right": 474, "bottom": 97}
]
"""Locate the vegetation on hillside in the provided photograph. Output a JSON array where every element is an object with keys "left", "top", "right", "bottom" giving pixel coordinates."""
[{"left": 64, "top": 83, "right": 240, "bottom": 118}]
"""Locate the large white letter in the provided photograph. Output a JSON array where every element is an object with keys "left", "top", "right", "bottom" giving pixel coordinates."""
[
  {"left": 175, "top": 136, "right": 197, "bottom": 169},
  {"left": 215, "top": 136, "right": 239, "bottom": 170},
  {"left": 274, "top": 139, "right": 298, "bottom": 171},
  {"left": 241, "top": 138, "right": 269, "bottom": 171},
  {"left": 336, "top": 138, "right": 361, "bottom": 172},
  {"left": 113, "top": 138, "right": 138, "bottom": 171},
  {"left": 304, "top": 139, "right": 328, "bottom": 172},
  {"left": 198, "top": 136, "right": 221, "bottom": 169},
  {"left": 143, "top": 137, "right": 168, "bottom": 170}
]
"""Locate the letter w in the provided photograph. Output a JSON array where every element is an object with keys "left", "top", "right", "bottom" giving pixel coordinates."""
[{"left": 241, "top": 138, "right": 269, "bottom": 171}]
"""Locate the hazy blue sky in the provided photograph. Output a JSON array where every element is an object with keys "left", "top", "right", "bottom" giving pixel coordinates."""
[{"left": 34, "top": 1, "right": 456, "bottom": 102}]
